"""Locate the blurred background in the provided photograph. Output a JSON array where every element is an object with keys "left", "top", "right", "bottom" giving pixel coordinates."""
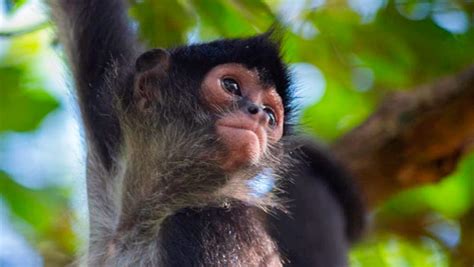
[{"left": 0, "top": 0, "right": 473, "bottom": 266}]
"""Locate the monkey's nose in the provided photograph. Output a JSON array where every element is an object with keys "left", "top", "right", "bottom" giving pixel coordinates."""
[
  {"left": 247, "top": 104, "right": 260, "bottom": 115},
  {"left": 245, "top": 103, "right": 269, "bottom": 125}
]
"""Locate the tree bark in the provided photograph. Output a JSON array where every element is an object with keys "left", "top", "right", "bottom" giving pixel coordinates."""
[{"left": 332, "top": 65, "right": 474, "bottom": 208}]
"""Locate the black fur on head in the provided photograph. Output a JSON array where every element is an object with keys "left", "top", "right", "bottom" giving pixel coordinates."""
[{"left": 136, "top": 33, "right": 295, "bottom": 135}]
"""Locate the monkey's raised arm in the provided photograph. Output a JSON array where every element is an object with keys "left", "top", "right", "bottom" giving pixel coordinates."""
[{"left": 52, "top": 0, "right": 137, "bottom": 168}]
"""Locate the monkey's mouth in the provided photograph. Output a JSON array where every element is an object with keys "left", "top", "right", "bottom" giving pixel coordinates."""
[
  {"left": 217, "top": 124, "right": 258, "bottom": 135},
  {"left": 215, "top": 124, "right": 262, "bottom": 148},
  {"left": 215, "top": 118, "right": 267, "bottom": 171},
  {"left": 215, "top": 120, "right": 266, "bottom": 147}
]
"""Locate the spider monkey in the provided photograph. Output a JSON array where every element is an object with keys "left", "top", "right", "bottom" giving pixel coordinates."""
[{"left": 51, "top": 0, "right": 365, "bottom": 266}]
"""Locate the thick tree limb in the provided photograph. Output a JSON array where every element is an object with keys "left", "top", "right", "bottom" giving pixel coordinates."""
[{"left": 332, "top": 65, "right": 474, "bottom": 208}]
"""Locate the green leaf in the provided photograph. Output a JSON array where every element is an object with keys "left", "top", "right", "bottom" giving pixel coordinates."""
[
  {"left": 130, "top": 0, "right": 194, "bottom": 47},
  {"left": 0, "top": 171, "right": 77, "bottom": 257},
  {"left": 5, "top": 0, "right": 28, "bottom": 14},
  {"left": 0, "top": 66, "right": 59, "bottom": 132},
  {"left": 381, "top": 152, "right": 474, "bottom": 218},
  {"left": 190, "top": 0, "right": 273, "bottom": 40},
  {"left": 300, "top": 80, "right": 375, "bottom": 140},
  {"left": 0, "top": 171, "right": 68, "bottom": 232},
  {"left": 351, "top": 235, "right": 449, "bottom": 267}
]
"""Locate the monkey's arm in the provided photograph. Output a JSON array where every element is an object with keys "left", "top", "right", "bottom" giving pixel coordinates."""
[{"left": 52, "top": 0, "right": 137, "bottom": 168}]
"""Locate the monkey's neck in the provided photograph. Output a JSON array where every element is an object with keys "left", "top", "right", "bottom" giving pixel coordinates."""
[{"left": 159, "top": 202, "right": 282, "bottom": 266}]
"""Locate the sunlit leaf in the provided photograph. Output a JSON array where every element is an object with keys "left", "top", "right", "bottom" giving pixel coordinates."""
[
  {"left": 0, "top": 170, "right": 77, "bottom": 263},
  {"left": 129, "top": 0, "right": 194, "bottom": 47},
  {"left": 301, "top": 80, "right": 374, "bottom": 140},
  {"left": 0, "top": 171, "right": 64, "bottom": 230},
  {"left": 0, "top": 66, "right": 59, "bottom": 132},
  {"left": 4, "top": 0, "right": 28, "bottom": 14},
  {"left": 351, "top": 235, "right": 449, "bottom": 267},
  {"left": 381, "top": 152, "right": 474, "bottom": 218},
  {"left": 0, "top": 30, "right": 59, "bottom": 132}
]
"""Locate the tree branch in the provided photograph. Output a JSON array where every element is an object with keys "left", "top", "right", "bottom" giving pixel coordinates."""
[{"left": 332, "top": 65, "right": 474, "bottom": 208}]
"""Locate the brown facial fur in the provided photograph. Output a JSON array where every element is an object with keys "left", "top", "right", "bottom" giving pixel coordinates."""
[{"left": 201, "top": 63, "right": 284, "bottom": 171}]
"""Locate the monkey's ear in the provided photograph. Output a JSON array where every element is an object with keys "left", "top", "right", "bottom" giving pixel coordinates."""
[
  {"left": 135, "top": 48, "right": 170, "bottom": 73},
  {"left": 134, "top": 48, "right": 171, "bottom": 112}
]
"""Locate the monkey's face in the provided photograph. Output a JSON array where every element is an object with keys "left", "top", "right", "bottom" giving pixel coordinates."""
[
  {"left": 201, "top": 64, "right": 284, "bottom": 172},
  {"left": 133, "top": 45, "right": 291, "bottom": 175}
]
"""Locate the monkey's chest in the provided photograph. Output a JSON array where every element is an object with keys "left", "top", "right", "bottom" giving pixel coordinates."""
[{"left": 159, "top": 203, "right": 281, "bottom": 267}]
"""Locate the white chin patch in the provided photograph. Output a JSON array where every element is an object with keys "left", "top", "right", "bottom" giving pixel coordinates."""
[{"left": 247, "top": 168, "right": 275, "bottom": 198}]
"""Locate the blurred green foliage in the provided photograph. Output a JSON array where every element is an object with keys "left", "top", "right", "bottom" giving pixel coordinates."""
[
  {"left": 0, "top": 171, "right": 75, "bottom": 259},
  {"left": 4, "top": 0, "right": 27, "bottom": 13},
  {"left": 0, "top": 0, "right": 473, "bottom": 266}
]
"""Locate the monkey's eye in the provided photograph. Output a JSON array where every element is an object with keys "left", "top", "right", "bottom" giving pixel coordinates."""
[
  {"left": 221, "top": 78, "right": 242, "bottom": 96},
  {"left": 263, "top": 107, "right": 277, "bottom": 128}
]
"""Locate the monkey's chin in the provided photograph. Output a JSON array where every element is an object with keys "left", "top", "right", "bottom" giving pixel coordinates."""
[{"left": 216, "top": 125, "right": 265, "bottom": 172}]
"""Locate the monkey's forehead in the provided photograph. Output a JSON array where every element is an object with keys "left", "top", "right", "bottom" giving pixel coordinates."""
[{"left": 170, "top": 36, "right": 289, "bottom": 81}]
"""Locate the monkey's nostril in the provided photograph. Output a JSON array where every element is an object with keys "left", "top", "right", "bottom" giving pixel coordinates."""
[{"left": 247, "top": 105, "right": 259, "bottom": 115}]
